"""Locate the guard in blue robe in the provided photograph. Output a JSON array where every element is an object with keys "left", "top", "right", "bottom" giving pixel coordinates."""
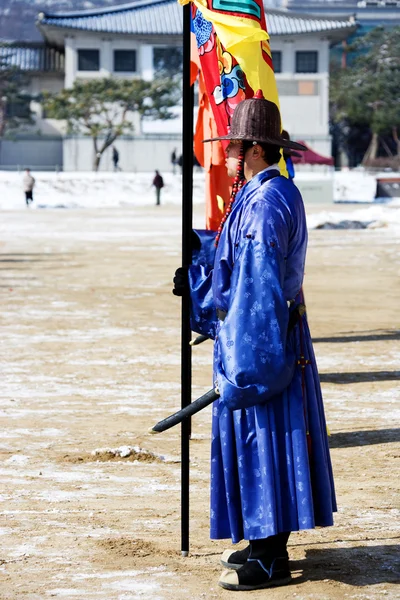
[{"left": 174, "top": 93, "right": 336, "bottom": 591}]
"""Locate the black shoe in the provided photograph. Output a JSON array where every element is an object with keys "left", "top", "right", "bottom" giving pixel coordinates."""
[
  {"left": 220, "top": 545, "right": 250, "bottom": 570},
  {"left": 218, "top": 556, "right": 291, "bottom": 591}
]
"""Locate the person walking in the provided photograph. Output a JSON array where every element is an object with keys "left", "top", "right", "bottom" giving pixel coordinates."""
[
  {"left": 171, "top": 148, "right": 177, "bottom": 174},
  {"left": 152, "top": 170, "right": 164, "bottom": 206},
  {"left": 112, "top": 146, "right": 120, "bottom": 171},
  {"left": 23, "top": 168, "right": 35, "bottom": 206},
  {"left": 173, "top": 91, "right": 336, "bottom": 591}
]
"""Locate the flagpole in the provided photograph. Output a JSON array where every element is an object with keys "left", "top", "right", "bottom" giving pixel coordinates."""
[{"left": 181, "top": 1, "right": 194, "bottom": 557}]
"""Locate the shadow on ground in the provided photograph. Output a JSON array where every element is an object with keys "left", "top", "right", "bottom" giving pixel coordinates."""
[
  {"left": 329, "top": 428, "right": 400, "bottom": 448},
  {"left": 320, "top": 371, "right": 400, "bottom": 384},
  {"left": 313, "top": 329, "right": 400, "bottom": 343},
  {"left": 0, "top": 252, "right": 75, "bottom": 265},
  {"left": 291, "top": 543, "right": 399, "bottom": 586}
]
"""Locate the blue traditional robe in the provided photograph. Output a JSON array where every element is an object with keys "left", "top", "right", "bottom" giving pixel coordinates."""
[{"left": 188, "top": 168, "right": 336, "bottom": 543}]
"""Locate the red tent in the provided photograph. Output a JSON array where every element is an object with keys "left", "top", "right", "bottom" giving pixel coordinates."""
[{"left": 291, "top": 141, "right": 334, "bottom": 166}]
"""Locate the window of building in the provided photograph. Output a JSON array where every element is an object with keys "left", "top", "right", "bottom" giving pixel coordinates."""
[
  {"left": 271, "top": 51, "right": 282, "bottom": 73},
  {"left": 295, "top": 51, "right": 318, "bottom": 74},
  {"left": 114, "top": 50, "right": 137, "bottom": 73},
  {"left": 77, "top": 49, "right": 100, "bottom": 71},
  {"left": 6, "top": 96, "right": 31, "bottom": 119},
  {"left": 153, "top": 47, "right": 183, "bottom": 76}
]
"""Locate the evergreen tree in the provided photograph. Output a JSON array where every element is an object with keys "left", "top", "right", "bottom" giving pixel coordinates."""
[
  {"left": 43, "top": 77, "right": 180, "bottom": 171},
  {"left": 330, "top": 26, "right": 400, "bottom": 167},
  {"left": 0, "top": 45, "right": 32, "bottom": 136}
]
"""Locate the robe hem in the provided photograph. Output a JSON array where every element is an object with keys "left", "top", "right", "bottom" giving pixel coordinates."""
[{"left": 210, "top": 519, "right": 335, "bottom": 542}]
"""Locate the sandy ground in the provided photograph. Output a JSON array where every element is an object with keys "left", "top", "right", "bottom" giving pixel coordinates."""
[{"left": 0, "top": 202, "right": 399, "bottom": 600}]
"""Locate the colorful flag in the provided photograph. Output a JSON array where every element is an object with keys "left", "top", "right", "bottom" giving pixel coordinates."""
[
  {"left": 189, "top": 0, "right": 280, "bottom": 108},
  {"left": 181, "top": 0, "right": 285, "bottom": 229},
  {"left": 194, "top": 70, "right": 235, "bottom": 230}
]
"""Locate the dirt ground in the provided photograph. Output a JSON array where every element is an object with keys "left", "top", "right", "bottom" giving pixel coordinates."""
[{"left": 0, "top": 202, "right": 399, "bottom": 600}]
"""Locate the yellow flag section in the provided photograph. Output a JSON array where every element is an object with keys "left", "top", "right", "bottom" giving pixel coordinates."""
[{"left": 179, "top": 0, "right": 287, "bottom": 176}]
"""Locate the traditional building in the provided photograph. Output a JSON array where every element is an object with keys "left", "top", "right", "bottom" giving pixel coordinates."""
[
  {"left": 284, "top": 0, "right": 400, "bottom": 65},
  {"left": 1, "top": 0, "right": 357, "bottom": 170},
  {"left": 285, "top": 0, "right": 399, "bottom": 30}
]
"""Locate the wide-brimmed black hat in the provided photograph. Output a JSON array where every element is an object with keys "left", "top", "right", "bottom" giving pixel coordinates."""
[{"left": 203, "top": 90, "right": 307, "bottom": 152}]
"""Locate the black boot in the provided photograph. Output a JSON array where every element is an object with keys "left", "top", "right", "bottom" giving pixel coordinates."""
[
  {"left": 219, "top": 533, "right": 291, "bottom": 591},
  {"left": 251, "top": 532, "right": 290, "bottom": 559},
  {"left": 220, "top": 545, "right": 250, "bottom": 570}
]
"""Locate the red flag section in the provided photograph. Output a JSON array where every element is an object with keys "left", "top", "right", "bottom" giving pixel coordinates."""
[{"left": 194, "top": 72, "right": 234, "bottom": 230}]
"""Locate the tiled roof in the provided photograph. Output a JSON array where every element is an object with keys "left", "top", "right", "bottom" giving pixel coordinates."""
[
  {"left": 0, "top": 43, "right": 64, "bottom": 72},
  {"left": 38, "top": 0, "right": 181, "bottom": 36},
  {"left": 37, "top": 1, "right": 357, "bottom": 37},
  {"left": 266, "top": 10, "right": 357, "bottom": 35}
]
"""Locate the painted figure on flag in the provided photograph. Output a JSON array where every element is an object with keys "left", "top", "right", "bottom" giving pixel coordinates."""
[
  {"left": 192, "top": 6, "right": 248, "bottom": 128},
  {"left": 187, "top": 0, "right": 279, "bottom": 105}
]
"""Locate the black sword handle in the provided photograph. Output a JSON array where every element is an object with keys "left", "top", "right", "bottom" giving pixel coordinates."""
[
  {"left": 189, "top": 334, "right": 209, "bottom": 346},
  {"left": 150, "top": 388, "right": 219, "bottom": 434},
  {"left": 151, "top": 305, "right": 306, "bottom": 435}
]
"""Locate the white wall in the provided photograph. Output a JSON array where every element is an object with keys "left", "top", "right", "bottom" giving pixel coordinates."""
[
  {"left": 63, "top": 137, "right": 181, "bottom": 172},
  {"left": 271, "top": 36, "right": 331, "bottom": 152},
  {"left": 0, "top": 138, "right": 63, "bottom": 170},
  {"left": 65, "top": 33, "right": 155, "bottom": 87},
  {"left": 27, "top": 74, "right": 64, "bottom": 96}
]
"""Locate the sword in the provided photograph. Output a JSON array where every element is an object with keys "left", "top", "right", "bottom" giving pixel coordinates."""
[
  {"left": 149, "top": 388, "right": 219, "bottom": 434},
  {"left": 150, "top": 304, "right": 306, "bottom": 435},
  {"left": 189, "top": 334, "right": 209, "bottom": 346}
]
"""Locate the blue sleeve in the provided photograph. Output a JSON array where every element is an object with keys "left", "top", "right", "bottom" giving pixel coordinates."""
[
  {"left": 188, "top": 229, "right": 218, "bottom": 339},
  {"left": 188, "top": 264, "right": 217, "bottom": 339},
  {"left": 192, "top": 229, "right": 217, "bottom": 267},
  {"left": 215, "top": 202, "right": 295, "bottom": 410}
]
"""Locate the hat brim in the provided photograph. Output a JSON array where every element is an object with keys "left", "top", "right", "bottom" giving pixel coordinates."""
[
  {"left": 202, "top": 134, "right": 307, "bottom": 152},
  {"left": 284, "top": 149, "right": 302, "bottom": 158}
]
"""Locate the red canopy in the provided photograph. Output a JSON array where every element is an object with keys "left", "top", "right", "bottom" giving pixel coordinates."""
[{"left": 291, "top": 141, "right": 334, "bottom": 166}]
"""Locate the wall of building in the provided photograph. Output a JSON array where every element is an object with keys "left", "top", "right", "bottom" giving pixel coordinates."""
[
  {"left": 0, "top": 134, "right": 333, "bottom": 172},
  {"left": 59, "top": 32, "right": 332, "bottom": 154},
  {"left": 0, "top": 137, "right": 63, "bottom": 170},
  {"left": 271, "top": 36, "right": 331, "bottom": 154},
  {"left": 12, "top": 27, "right": 337, "bottom": 164},
  {"left": 63, "top": 136, "right": 181, "bottom": 172},
  {"left": 64, "top": 33, "right": 174, "bottom": 87},
  {"left": 27, "top": 73, "right": 64, "bottom": 96}
]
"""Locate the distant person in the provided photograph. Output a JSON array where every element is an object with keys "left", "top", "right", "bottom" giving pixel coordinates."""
[
  {"left": 152, "top": 170, "right": 164, "bottom": 206},
  {"left": 112, "top": 146, "right": 120, "bottom": 171},
  {"left": 23, "top": 168, "right": 35, "bottom": 206},
  {"left": 171, "top": 148, "right": 177, "bottom": 174}
]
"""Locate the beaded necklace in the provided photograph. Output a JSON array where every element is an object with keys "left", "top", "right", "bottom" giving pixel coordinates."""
[{"left": 215, "top": 143, "right": 246, "bottom": 247}]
